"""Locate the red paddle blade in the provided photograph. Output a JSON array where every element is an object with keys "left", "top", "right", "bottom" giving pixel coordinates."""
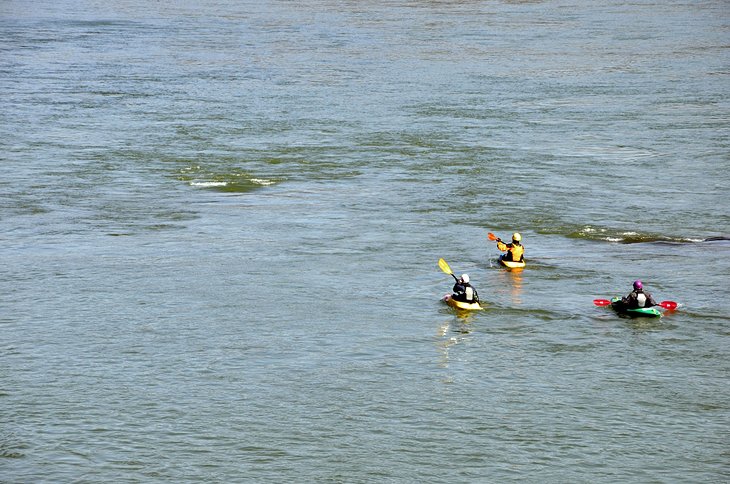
[
  {"left": 487, "top": 232, "right": 497, "bottom": 241},
  {"left": 593, "top": 299, "right": 612, "bottom": 306},
  {"left": 659, "top": 300, "right": 678, "bottom": 310}
]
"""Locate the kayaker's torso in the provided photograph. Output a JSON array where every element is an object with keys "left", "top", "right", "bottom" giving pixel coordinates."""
[
  {"left": 452, "top": 282, "right": 479, "bottom": 303},
  {"left": 497, "top": 240, "right": 524, "bottom": 262},
  {"left": 622, "top": 290, "right": 656, "bottom": 309}
]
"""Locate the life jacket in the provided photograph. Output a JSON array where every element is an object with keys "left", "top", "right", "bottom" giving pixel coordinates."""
[
  {"left": 453, "top": 283, "right": 477, "bottom": 303},
  {"left": 497, "top": 240, "right": 524, "bottom": 261},
  {"left": 511, "top": 243, "right": 524, "bottom": 262},
  {"left": 636, "top": 293, "right": 647, "bottom": 307}
]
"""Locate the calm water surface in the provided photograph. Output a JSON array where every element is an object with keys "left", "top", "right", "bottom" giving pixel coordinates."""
[{"left": 1, "top": 0, "right": 729, "bottom": 482}]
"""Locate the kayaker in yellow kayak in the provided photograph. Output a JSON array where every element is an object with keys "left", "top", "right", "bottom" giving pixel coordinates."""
[
  {"left": 496, "top": 232, "right": 524, "bottom": 262},
  {"left": 621, "top": 280, "right": 658, "bottom": 309},
  {"left": 451, "top": 274, "right": 480, "bottom": 304}
]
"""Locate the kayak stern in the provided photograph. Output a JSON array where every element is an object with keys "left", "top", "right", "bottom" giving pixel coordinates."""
[
  {"left": 442, "top": 294, "right": 483, "bottom": 311},
  {"left": 610, "top": 297, "right": 662, "bottom": 318},
  {"left": 498, "top": 256, "right": 526, "bottom": 270}
]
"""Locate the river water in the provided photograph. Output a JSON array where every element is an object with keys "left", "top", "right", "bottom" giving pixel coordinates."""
[{"left": 1, "top": 0, "right": 729, "bottom": 482}]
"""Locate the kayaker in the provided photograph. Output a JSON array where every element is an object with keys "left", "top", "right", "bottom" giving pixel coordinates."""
[
  {"left": 452, "top": 274, "right": 479, "bottom": 303},
  {"left": 496, "top": 232, "right": 524, "bottom": 262},
  {"left": 621, "top": 280, "right": 658, "bottom": 309}
]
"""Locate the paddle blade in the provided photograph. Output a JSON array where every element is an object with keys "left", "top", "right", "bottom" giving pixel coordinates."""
[
  {"left": 593, "top": 299, "right": 612, "bottom": 307},
  {"left": 659, "top": 300, "right": 678, "bottom": 310},
  {"left": 487, "top": 232, "right": 498, "bottom": 241},
  {"left": 438, "top": 258, "right": 453, "bottom": 275}
]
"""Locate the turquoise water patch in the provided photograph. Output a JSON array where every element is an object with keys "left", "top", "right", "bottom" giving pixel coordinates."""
[
  {"left": 177, "top": 165, "right": 278, "bottom": 193},
  {"left": 566, "top": 225, "right": 702, "bottom": 244}
]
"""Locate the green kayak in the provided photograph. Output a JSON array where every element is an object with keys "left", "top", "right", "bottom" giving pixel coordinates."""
[{"left": 610, "top": 297, "right": 662, "bottom": 318}]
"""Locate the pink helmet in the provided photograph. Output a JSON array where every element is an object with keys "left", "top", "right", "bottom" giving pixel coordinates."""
[{"left": 633, "top": 280, "right": 643, "bottom": 290}]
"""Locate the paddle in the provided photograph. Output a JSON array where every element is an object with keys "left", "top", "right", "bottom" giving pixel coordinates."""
[
  {"left": 487, "top": 232, "right": 500, "bottom": 242},
  {"left": 593, "top": 298, "right": 678, "bottom": 310},
  {"left": 438, "top": 258, "right": 459, "bottom": 281},
  {"left": 658, "top": 300, "right": 678, "bottom": 310}
]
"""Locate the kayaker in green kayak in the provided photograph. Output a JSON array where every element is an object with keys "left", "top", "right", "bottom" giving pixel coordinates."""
[
  {"left": 451, "top": 274, "right": 480, "bottom": 304},
  {"left": 621, "top": 280, "right": 658, "bottom": 309},
  {"left": 496, "top": 232, "right": 525, "bottom": 263}
]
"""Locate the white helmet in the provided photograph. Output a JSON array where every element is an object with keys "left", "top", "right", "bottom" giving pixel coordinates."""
[{"left": 460, "top": 274, "right": 469, "bottom": 283}]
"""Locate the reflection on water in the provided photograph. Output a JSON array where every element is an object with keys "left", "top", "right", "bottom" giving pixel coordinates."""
[
  {"left": 626, "top": 319, "right": 668, "bottom": 333},
  {"left": 624, "top": 311, "right": 677, "bottom": 333},
  {"left": 436, "top": 317, "right": 473, "bottom": 370},
  {"left": 497, "top": 268, "right": 523, "bottom": 305}
]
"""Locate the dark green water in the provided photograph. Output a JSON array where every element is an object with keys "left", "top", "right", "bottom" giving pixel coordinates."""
[{"left": 2, "top": 1, "right": 728, "bottom": 482}]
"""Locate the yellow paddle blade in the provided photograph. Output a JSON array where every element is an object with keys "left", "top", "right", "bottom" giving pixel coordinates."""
[{"left": 438, "top": 258, "right": 453, "bottom": 275}]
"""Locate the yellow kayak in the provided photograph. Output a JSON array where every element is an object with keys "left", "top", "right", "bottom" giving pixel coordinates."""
[
  {"left": 498, "top": 256, "right": 526, "bottom": 270},
  {"left": 442, "top": 294, "right": 483, "bottom": 311}
]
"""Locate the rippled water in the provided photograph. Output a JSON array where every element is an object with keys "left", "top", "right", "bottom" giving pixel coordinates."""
[{"left": 2, "top": 0, "right": 729, "bottom": 482}]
